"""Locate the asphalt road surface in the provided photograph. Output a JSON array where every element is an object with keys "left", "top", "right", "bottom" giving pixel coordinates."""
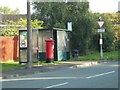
[{"left": 2, "top": 61, "right": 119, "bottom": 89}]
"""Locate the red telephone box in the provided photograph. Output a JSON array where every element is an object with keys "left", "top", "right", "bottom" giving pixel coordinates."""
[{"left": 46, "top": 40, "right": 54, "bottom": 63}]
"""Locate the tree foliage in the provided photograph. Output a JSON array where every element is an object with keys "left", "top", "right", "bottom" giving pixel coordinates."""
[
  {"left": 1, "top": 18, "right": 44, "bottom": 36},
  {"left": 32, "top": 2, "right": 95, "bottom": 55},
  {"left": 32, "top": 2, "right": 118, "bottom": 55},
  {"left": 0, "top": 6, "right": 20, "bottom": 14},
  {"left": 103, "top": 13, "right": 120, "bottom": 50},
  {"left": 91, "top": 13, "right": 116, "bottom": 52}
]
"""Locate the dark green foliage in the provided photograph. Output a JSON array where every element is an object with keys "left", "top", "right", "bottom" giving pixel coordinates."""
[
  {"left": 91, "top": 13, "right": 115, "bottom": 52},
  {"left": 103, "top": 31, "right": 115, "bottom": 52}
]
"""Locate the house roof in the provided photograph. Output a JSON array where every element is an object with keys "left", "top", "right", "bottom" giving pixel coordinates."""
[{"left": 0, "top": 14, "right": 27, "bottom": 22}]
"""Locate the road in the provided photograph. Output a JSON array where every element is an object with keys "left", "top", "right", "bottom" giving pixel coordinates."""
[{"left": 2, "top": 61, "right": 119, "bottom": 89}]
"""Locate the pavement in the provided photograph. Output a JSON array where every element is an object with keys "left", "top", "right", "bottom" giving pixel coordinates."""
[{"left": 1, "top": 61, "right": 98, "bottom": 79}]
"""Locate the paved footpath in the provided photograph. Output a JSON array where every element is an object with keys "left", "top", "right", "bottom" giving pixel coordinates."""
[{"left": 1, "top": 61, "right": 98, "bottom": 79}]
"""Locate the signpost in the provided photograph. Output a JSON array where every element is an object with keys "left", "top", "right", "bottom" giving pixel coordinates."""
[{"left": 97, "top": 17, "right": 105, "bottom": 60}]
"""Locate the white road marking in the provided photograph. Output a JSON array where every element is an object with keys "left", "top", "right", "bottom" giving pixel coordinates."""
[
  {"left": 2, "top": 71, "right": 116, "bottom": 82},
  {"left": 45, "top": 82, "right": 68, "bottom": 88},
  {"left": 2, "top": 76, "right": 84, "bottom": 82},
  {"left": 86, "top": 71, "right": 115, "bottom": 79}
]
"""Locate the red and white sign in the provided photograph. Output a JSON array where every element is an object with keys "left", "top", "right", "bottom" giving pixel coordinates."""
[{"left": 97, "top": 21, "right": 104, "bottom": 28}]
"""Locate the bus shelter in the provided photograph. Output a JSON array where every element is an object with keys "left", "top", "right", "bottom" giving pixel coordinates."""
[
  {"left": 38, "top": 28, "right": 70, "bottom": 61},
  {"left": 19, "top": 28, "right": 38, "bottom": 64},
  {"left": 18, "top": 28, "right": 71, "bottom": 63}
]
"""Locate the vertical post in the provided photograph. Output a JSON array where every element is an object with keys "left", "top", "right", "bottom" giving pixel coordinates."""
[
  {"left": 98, "top": 16, "right": 104, "bottom": 60},
  {"left": 0, "top": 14, "right": 2, "bottom": 90},
  {"left": 27, "top": 0, "right": 32, "bottom": 68},
  {"left": 37, "top": 29, "right": 39, "bottom": 65},
  {"left": 100, "top": 32, "right": 103, "bottom": 60},
  {"left": 0, "top": 14, "right": 2, "bottom": 36}
]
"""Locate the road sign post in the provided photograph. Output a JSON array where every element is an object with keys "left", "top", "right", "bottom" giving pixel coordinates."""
[
  {"left": 100, "top": 32, "right": 103, "bottom": 60},
  {"left": 97, "top": 17, "right": 105, "bottom": 60}
]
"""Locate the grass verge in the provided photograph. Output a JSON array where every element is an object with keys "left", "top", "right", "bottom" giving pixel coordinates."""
[
  {"left": 1, "top": 51, "right": 118, "bottom": 71},
  {"left": 1, "top": 62, "right": 25, "bottom": 71},
  {"left": 71, "top": 51, "right": 118, "bottom": 61},
  {"left": 1, "top": 61, "right": 61, "bottom": 72}
]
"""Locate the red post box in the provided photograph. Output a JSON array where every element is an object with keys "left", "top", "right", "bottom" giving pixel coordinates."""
[{"left": 46, "top": 40, "right": 54, "bottom": 63}]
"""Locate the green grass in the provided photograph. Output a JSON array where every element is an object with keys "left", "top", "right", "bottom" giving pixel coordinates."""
[
  {"left": 103, "top": 51, "right": 118, "bottom": 60},
  {"left": 71, "top": 51, "right": 118, "bottom": 61},
  {"left": 1, "top": 51, "right": 118, "bottom": 71},
  {"left": 1, "top": 62, "right": 25, "bottom": 71},
  {"left": 1, "top": 61, "right": 61, "bottom": 72}
]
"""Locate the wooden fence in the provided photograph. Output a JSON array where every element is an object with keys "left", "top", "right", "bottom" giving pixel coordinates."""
[{"left": 0, "top": 36, "right": 19, "bottom": 62}]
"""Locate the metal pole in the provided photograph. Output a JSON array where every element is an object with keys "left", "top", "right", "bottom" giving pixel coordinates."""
[
  {"left": 27, "top": 0, "right": 32, "bottom": 68},
  {"left": 100, "top": 32, "right": 103, "bottom": 60}
]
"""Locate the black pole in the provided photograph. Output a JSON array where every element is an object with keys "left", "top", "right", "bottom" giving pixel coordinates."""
[{"left": 27, "top": 0, "right": 32, "bottom": 68}]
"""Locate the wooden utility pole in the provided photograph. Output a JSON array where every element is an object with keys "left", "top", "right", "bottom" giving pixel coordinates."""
[{"left": 27, "top": 0, "right": 32, "bottom": 68}]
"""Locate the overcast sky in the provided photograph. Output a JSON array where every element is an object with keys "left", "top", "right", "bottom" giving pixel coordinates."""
[{"left": 0, "top": 0, "right": 119, "bottom": 14}]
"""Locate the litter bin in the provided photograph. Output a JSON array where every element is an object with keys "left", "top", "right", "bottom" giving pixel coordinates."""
[
  {"left": 46, "top": 40, "right": 54, "bottom": 63},
  {"left": 72, "top": 49, "right": 78, "bottom": 58}
]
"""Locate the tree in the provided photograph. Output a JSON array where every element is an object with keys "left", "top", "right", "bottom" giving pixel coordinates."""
[
  {"left": 32, "top": 1, "right": 96, "bottom": 55},
  {"left": 0, "top": 6, "right": 20, "bottom": 14},
  {"left": 32, "top": 2, "right": 117, "bottom": 55},
  {"left": 1, "top": 18, "right": 44, "bottom": 36},
  {"left": 91, "top": 13, "right": 116, "bottom": 52},
  {"left": 104, "top": 13, "right": 120, "bottom": 50}
]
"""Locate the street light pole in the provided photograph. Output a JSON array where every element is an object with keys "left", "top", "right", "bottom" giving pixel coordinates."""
[{"left": 27, "top": 0, "right": 32, "bottom": 68}]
